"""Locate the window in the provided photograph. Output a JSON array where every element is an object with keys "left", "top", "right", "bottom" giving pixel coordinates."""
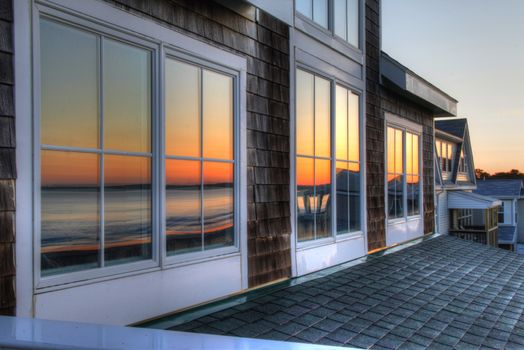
[
  {"left": 165, "top": 58, "right": 235, "bottom": 256},
  {"left": 458, "top": 148, "right": 468, "bottom": 173},
  {"left": 387, "top": 126, "right": 421, "bottom": 220},
  {"left": 457, "top": 209, "right": 473, "bottom": 228},
  {"left": 296, "top": 69, "right": 361, "bottom": 243},
  {"left": 498, "top": 202, "right": 505, "bottom": 224},
  {"left": 436, "top": 139, "right": 455, "bottom": 173},
  {"left": 40, "top": 19, "right": 153, "bottom": 276},
  {"left": 38, "top": 16, "right": 239, "bottom": 281},
  {"left": 296, "top": 0, "right": 360, "bottom": 48}
]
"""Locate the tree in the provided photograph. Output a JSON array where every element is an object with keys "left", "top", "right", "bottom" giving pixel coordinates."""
[{"left": 475, "top": 169, "right": 491, "bottom": 180}]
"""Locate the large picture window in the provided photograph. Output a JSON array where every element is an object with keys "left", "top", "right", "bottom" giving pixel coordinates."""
[
  {"left": 37, "top": 14, "right": 239, "bottom": 283},
  {"left": 40, "top": 19, "right": 153, "bottom": 276},
  {"left": 387, "top": 126, "right": 421, "bottom": 221},
  {"left": 296, "top": 69, "right": 361, "bottom": 243}
]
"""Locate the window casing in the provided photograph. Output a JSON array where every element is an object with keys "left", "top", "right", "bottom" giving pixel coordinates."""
[
  {"left": 295, "top": 68, "right": 362, "bottom": 244},
  {"left": 296, "top": 0, "right": 360, "bottom": 48},
  {"left": 387, "top": 126, "right": 421, "bottom": 221},
  {"left": 36, "top": 13, "right": 240, "bottom": 286}
]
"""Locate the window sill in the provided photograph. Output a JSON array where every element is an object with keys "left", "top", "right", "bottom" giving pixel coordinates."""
[
  {"left": 36, "top": 249, "right": 241, "bottom": 294},
  {"left": 297, "top": 231, "right": 364, "bottom": 251}
]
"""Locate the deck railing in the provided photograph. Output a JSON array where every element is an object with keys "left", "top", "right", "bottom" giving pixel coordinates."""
[{"left": 449, "top": 226, "right": 498, "bottom": 247}]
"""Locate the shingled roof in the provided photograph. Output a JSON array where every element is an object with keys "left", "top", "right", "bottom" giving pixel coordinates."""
[
  {"left": 475, "top": 179, "right": 524, "bottom": 198},
  {"left": 435, "top": 119, "right": 467, "bottom": 138},
  {"left": 165, "top": 236, "right": 524, "bottom": 349}
]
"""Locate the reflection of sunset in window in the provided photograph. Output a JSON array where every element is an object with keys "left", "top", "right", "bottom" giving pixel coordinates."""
[
  {"left": 165, "top": 58, "right": 235, "bottom": 255},
  {"left": 296, "top": 69, "right": 362, "bottom": 241}
]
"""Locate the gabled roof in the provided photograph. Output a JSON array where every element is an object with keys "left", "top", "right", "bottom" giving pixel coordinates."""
[
  {"left": 475, "top": 179, "right": 524, "bottom": 198},
  {"left": 435, "top": 119, "right": 467, "bottom": 139},
  {"left": 435, "top": 118, "right": 476, "bottom": 189}
]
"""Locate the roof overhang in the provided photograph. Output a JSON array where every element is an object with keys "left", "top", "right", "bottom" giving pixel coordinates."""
[
  {"left": 380, "top": 52, "right": 458, "bottom": 117},
  {"left": 448, "top": 191, "right": 502, "bottom": 210}
]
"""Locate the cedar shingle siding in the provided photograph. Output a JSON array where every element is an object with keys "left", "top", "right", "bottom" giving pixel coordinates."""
[
  {"left": 366, "top": 0, "right": 435, "bottom": 251},
  {"left": 0, "top": 0, "right": 15, "bottom": 316},
  {"left": 365, "top": 0, "right": 386, "bottom": 251},
  {"left": 104, "top": 0, "right": 291, "bottom": 287}
]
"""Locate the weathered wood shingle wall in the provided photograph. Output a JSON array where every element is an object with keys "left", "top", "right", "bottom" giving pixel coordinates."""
[
  {"left": 365, "top": 0, "right": 386, "bottom": 251},
  {"left": 365, "top": 0, "right": 435, "bottom": 250},
  {"left": 104, "top": 0, "right": 291, "bottom": 287},
  {"left": 0, "top": 0, "right": 16, "bottom": 316}
]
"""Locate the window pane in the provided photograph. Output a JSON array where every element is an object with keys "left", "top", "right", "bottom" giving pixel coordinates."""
[
  {"left": 348, "top": 162, "right": 361, "bottom": 231},
  {"left": 166, "top": 59, "right": 200, "bottom": 157},
  {"left": 387, "top": 127, "right": 395, "bottom": 174},
  {"left": 336, "top": 162, "right": 349, "bottom": 235},
  {"left": 335, "top": 86, "right": 348, "bottom": 160},
  {"left": 41, "top": 151, "right": 100, "bottom": 276},
  {"left": 297, "top": 70, "right": 315, "bottom": 156},
  {"left": 395, "top": 129, "right": 403, "bottom": 174},
  {"left": 408, "top": 175, "right": 420, "bottom": 216},
  {"left": 297, "top": 157, "right": 315, "bottom": 242},
  {"left": 406, "top": 133, "right": 413, "bottom": 175},
  {"left": 296, "top": 0, "right": 312, "bottom": 18},
  {"left": 40, "top": 19, "right": 99, "bottom": 149},
  {"left": 447, "top": 144, "right": 453, "bottom": 172},
  {"left": 347, "top": 0, "right": 359, "bottom": 47},
  {"left": 387, "top": 174, "right": 396, "bottom": 219},
  {"left": 166, "top": 160, "right": 201, "bottom": 255},
  {"left": 203, "top": 162, "right": 234, "bottom": 249},
  {"left": 313, "top": 0, "right": 328, "bottom": 28},
  {"left": 413, "top": 134, "right": 419, "bottom": 174},
  {"left": 104, "top": 155, "right": 151, "bottom": 265},
  {"left": 104, "top": 39, "right": 151, "bottom": 153},
  {"left": 315, "top": 159, "right": 331, "bottom": 239},
  {"left": 348, "top": 92, "right": 360, "bottom": 162},
  {"left": 203, "top": 70, "right": 233, "bottom": 160},
  {"left": 315, "top": 76, "right": 331, "bottom": 158},
  {"left": 396, "top": 174, "right": 405, "bottom": 218},
  {"left": 334, "top": 0, "right": 347, "bottom": 40}
]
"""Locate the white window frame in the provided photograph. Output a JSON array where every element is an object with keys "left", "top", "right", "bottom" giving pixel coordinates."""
[
  {"left": 30, "top": 1, "right": 246, "bottom": 291},
  {"left": 294, "top": 0, "right": 362, "bottom": 51},
  {"left": 294, "top": 64, "right": 365, "bottom": 250},
  {"left": 385, "top": 113, "right": 423, "bottom": 224}
]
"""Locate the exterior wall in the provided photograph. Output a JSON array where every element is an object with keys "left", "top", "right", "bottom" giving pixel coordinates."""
[
  {"left": 365, "top": 0, "right": 385, "bottom": 251},
  {"left": 365, "top": 0, "right": 435, "bottom": 250},
  {"left": 93, "top": 0, "right": 292, "bottom": 287},
  {"left": 518, "top": 199, "right": 524, "bottom": 242},
  {"left": 0, "top": 0, "right": 16, "bottom": 316},
  {"left": 381, "top": 88, "right": 435, "bottom": 235},
  {"left": 437, "top": 191, "right": 449, "bottom": 235}
]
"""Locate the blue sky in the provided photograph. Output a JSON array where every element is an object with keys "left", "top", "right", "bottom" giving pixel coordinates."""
[{"left": 382, "top": 0, "right": 524, "bottom": 173}]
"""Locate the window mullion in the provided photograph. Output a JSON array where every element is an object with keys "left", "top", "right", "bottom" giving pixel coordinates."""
[
  {"left": 99, "top": 35, "right": 105, "bottom": 268},
  {"left": 200, "top": 68, "right": 205, "bottom": 252}
]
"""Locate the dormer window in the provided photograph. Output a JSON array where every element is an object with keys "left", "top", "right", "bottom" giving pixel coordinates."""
[
  {"left": 436, "top": 139, "right": 455, "bottom": 173},
  {"left": 458, "top": 149, "right": 468, "bottom": 173}
]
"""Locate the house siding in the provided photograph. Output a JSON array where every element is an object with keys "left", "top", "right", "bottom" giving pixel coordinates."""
[
  {"left": 366, "top": 0, "right": 435, "bottom": 251},
  {"left": 0, "top": 0, "right": 15, "bottom": 316},
  {"left": 437, "top": 191, "right": 450, "bottom": 235},
  {"left": 365, "top": 0, "right": 386, "bottom": 251},
  {"left": 103, "top": 0, "right": 291, "bottom": 287}
]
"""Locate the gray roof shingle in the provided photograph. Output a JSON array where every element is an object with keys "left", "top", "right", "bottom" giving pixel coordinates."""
[
  {"left": 499, "top": 226, "right": 517, "bottom": 244},
  {"left": 475, "top": 179, "right": 523, "bottom": 197},
  {"left": 168, "top": 236, "right": 524, "bottom": 349}
]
